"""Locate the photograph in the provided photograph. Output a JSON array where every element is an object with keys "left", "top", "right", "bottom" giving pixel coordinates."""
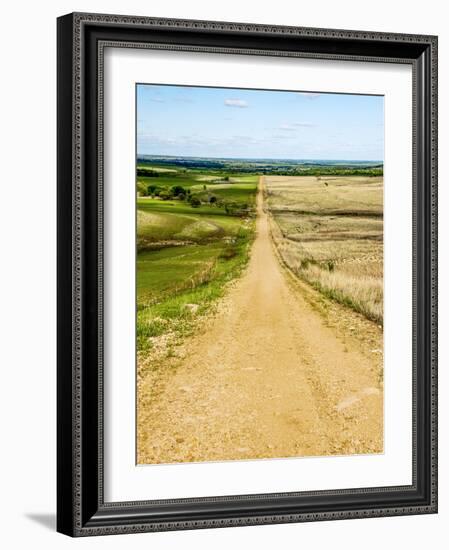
[
  {"left": 55, "top": 9, "right": 437, "bottom": 537},
  {"left": 135, "top": 84, "right": 385, "bottom": 465}
]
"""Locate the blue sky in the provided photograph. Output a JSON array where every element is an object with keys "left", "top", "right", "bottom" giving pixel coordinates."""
[{"left": 137, "top": 84, "right": 384, "bottom": 161}]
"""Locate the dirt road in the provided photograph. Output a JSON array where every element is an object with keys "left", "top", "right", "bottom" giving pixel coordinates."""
[{"left": 137, "top": 177, "right": 383, "bottom": 464}]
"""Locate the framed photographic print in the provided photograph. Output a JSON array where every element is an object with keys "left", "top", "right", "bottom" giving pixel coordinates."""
[{"left": 57, "top": 12, "right": 438, "bottom": 536}]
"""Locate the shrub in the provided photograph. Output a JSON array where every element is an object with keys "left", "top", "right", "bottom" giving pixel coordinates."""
[
  {"left": 300, "top": 258, "right": 318, "bottom": 270},
  {"left": 189, "top": 196, "right": 201, "bottom": 208},
  {"left": 224, "top": 202, "right": 234, "bottom": 214},
  {"left": 219, "top": 246, "right": 238, "bottom": 260},
  {"left": 158, "top": 189, "right": 173, "bottom": 200}
]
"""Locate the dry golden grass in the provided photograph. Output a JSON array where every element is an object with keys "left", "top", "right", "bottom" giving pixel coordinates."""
[
  {"left": 266, "top": 176, "right": 383, "bottom": 324},
  {"left": 267, "top": 175, "right": 383, "bottom": 215}
]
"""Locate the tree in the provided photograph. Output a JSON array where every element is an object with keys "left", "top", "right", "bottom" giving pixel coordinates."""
[
  {"left": 171, "top": 185, "right": 186, "bottom": 197},
  {"left": 209, "top": 195, "right": 217, "bottom": 204},
  {"left": 147, "top": 184, "right": 159, "bottom": 196},
  {"left": 137, "top": 168, "right": 159, "bottom": 177}
]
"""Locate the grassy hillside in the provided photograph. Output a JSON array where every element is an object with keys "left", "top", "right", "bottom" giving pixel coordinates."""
[{"left": 136, "top": 167, "right": 257, "bottom": 368}]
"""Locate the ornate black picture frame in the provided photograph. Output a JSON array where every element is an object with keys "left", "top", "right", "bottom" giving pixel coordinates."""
[{"left": 57, "top": 12, "right": 438, "bottom": 537}]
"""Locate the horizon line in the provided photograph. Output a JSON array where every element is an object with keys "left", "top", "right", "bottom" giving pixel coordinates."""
[{"left": 137, "top": 153, "right": 384, "bottom": 164}]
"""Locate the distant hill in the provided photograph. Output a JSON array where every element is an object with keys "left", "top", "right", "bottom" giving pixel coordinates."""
[{"left": 137, "top": 155, "right": 383, "bottom": 177}]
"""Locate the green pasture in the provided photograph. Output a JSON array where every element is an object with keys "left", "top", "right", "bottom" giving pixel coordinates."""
[
  {"left": 137, "top": 199, "right": 250, "bottom": 247},
  {"left": 137, "top": 198, "right": 231, "bottom": 217},
  {"left": 136, "top": 168, "right": 257, "bottom": 356},
  {"left": 189, "top": 183, "right": 257, "bottom": 203},
  {"left": 136, "top": 234, "right": 254, "bottom": 353},
  {"left": 137, "top": 243, "right": 224, "bottom": 304},
  {"left": 136, "top": 164, "right": 258, "bottom": 205}
]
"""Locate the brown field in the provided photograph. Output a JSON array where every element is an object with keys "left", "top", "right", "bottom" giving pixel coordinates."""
[{"left": 265, "top": 176, "right": 383, "bottom": 323}]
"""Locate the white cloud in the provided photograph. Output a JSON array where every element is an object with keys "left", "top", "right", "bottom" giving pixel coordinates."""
[
  {"left": 231, "top": 135, "right": 261, "bottom": 145},
  {"left": 138, "top": 134, "right": 179, "bottom": 144},
  {"left": 279, "top": 122, "right": 316, "bottom": 131},
  {"left": 224, "top": 98, "right": 248, "bottom": 108},
  {"left": 297, "top": 92, "right": 321, "bottom": 100},
  {"left": 272, "top": 134, "right": 296, "bottom": 140},
  {"left": 174, "top": 96, "right": 194, "bottom": 103},
  {"left": 279, "top": 123, "right": 296, "bottom": 131}
]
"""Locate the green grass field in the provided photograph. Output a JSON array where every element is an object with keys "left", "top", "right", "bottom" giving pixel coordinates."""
[
  {"left": 136, "top": 167, "right": 257, "bottom": 364},
  {"left": 136, "top": 164, "right": 258, "bottom": 198}
]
